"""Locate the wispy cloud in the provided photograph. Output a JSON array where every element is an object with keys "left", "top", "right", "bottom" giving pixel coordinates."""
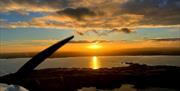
[
  {"left": 151, "top": 38, "right": 180, "bottom": 42},
  {"left": 75, "top": 28, "right": 133, "bottom": 36}
]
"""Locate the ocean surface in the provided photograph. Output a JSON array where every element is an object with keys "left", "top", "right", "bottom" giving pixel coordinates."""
[
  {"left": 0, "top": 56, "right": 180, "bottom": 76},
  {"left": 0, "top": 56, "right": 180, "bottom": 91}
]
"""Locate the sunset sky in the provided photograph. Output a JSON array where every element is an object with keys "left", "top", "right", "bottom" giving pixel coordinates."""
[{"left": 0, "top": 0, "right": 180, "bottom": 54}]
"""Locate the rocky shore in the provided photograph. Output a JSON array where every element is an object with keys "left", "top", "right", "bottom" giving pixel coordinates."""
[{"left": 1, "top": 63, "right": 180, "bottom": 91}]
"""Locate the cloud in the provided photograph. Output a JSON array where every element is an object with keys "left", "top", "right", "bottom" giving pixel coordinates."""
[
  {"left": 0, "top": 0, "right": 180, "bottom": 33},
  {"left": 76, "top": 31, "right": 85, "bottom": 36},
  {"left": 151, "top": 38, "right": 180, "bottom": 42},
  {"left": 113, "top": 28, "right": 133, "bottom": 33},
  {"left": 0, "top": 0, "right": 58, "bottom": 13},
  {"left": 91, "top": 28, "right": 133, "bottom": 36},
  {"left": 69, "top": 40, "right": 111, "bottom": 43},
  {"left": 75, "top": 28, "right": 133, "bottom": 36},
  {"left": 0, "top": 19, "right": 7, "bottom": 22},
  {"left": 120, "top": 0, "right": 180, "bottom": 26},
  {"left": 57, "top": 7, "right": 96, "bottom": 20},
  {"left": 69, "top": 40, "right": 90, "bottom": 43}
]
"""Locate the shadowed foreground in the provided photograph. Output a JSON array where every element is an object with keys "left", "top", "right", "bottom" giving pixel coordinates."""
[{"left": 1, "top": 63, "right": 180, "bottom": 91}]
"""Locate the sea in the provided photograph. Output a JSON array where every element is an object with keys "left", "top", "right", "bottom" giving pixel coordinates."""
[
  {"left": 0, "top": 56, "right": 180, "bottom": 91},
  {"left": 0, "top": 56, "right": 180, "bottom": 76}
]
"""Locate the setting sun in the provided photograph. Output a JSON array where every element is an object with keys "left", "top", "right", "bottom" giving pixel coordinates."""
[{"left": 88, "top": 43, "right": 102, "bottom": 49}]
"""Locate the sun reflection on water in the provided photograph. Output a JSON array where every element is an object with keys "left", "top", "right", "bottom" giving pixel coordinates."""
[{"left": 91, "top": 56, "right": 99, "bottom": 69}]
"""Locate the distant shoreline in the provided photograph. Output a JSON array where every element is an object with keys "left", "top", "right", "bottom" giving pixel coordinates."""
[
  {"left": 1, "top": 47, "right": 180, "bottom": 59},
  {"left": 0, "top": 54, "right": 180, "bottom": 59}
]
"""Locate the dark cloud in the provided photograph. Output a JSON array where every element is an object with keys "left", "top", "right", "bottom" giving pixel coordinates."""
[
  {"left": 0, "top": 0, "right": 180, "bottom": 31},
  {"left": 113, "top": 28, "right": 133, "bottom": 33},
  {"left": 70, "top": 40, "right": 111, "bottom": 43},
  {"left": 57, "top": 7, "right": 96, "bottom": 20},
  {"left": 121, "top": 0, "right": 180, "bottom": 25},
  {"left": 151, "top": 38, "right": 180, "bottom": 42},
  {"left": 91, "top": 28, "right": 133, "bottom": 36},
  {"left": 75, "top": 31, "right": 84, "bottom": 36}
]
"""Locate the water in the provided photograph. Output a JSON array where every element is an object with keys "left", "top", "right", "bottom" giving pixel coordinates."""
[
  {"left": 0, "top": 56, "right": 180, "bottom": 91},
  {"left": 0, "top": 56, "right": 180, "bottom": 76},
  {"left": 1, "top": 84, "right": 178, "bottom": 91},
  {"left": 78, "top": 84, "right": 179, "bottom": 91}
]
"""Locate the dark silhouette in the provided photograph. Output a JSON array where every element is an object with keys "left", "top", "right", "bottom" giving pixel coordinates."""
[
  {"left": 15, "top": 36, "right": 74, "bottom": 79},
  {"left": 0, "top": 35, "right": 74, "bottom": 84}
]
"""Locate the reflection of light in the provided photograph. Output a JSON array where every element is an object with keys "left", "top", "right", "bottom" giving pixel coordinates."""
[
  {"left": 92, "top": 56, "right": 99, "bottom": 69},
  {"left": 88, "top": 44, "right": 102, "bottom": 49}
]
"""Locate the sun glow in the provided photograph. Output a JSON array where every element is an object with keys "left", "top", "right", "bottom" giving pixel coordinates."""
[{"left": 88, "top": 43, "right": 102, "bottom": 49}]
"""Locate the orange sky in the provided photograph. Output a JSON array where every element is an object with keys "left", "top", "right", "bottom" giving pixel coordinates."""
[
  {"left": 1, "top": 40, "right": 180, "bottom": 53},
  {"left": 0, "top": 0, "right": 180, "bottom": 55}
]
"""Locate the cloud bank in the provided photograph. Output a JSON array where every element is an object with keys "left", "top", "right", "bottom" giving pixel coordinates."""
[{"left": 0, "top": 0, "right": 180, "bottom": 33}]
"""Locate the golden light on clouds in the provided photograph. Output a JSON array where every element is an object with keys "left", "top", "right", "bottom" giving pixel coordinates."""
[
  {"left": 1, "top": 0, "right": 180, "bottom": 31},
  {"left": 1, "top": 40, "right": 180, "bottom": 53}
]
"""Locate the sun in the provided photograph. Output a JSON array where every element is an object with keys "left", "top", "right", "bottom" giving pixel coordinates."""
[{"left": 88, "top": 43, "right": 102, "bottom": 49}]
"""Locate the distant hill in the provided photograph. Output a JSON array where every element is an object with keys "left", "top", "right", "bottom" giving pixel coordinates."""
[{"left": 0, "top": 47, "right": 180, "bottom": 59}]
